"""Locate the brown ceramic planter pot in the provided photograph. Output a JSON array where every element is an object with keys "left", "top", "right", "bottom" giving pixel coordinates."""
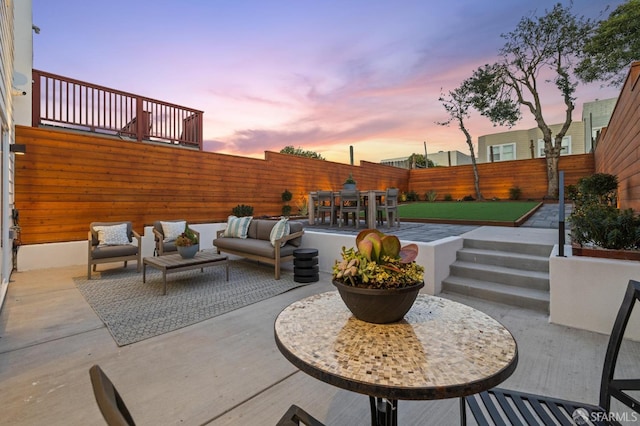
[
  {"left": 332, "top": 279, "right": 424, "bottom": 324},
  {"left": 571, "top": 243, "right": 640, "bottom": 261}
]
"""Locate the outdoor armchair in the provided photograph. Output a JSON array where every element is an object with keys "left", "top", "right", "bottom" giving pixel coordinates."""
[
  {"left": 152, "top": 219, "right": 200, "bottom": 256},
  {"left": 88, "top": 221, "right": 141, "bottom": 279}
]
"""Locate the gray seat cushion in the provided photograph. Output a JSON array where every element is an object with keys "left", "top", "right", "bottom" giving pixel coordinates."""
[
  {"left": 91, "top": 244, "right": 138, "bottom": 259},
  {"left": 213, "top": 237, "right": 296, "bottom": 258}
]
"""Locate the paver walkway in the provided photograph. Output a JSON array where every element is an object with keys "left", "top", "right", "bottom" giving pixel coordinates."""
[{"left": 302, "top": 202, "right": 571, "bottom": 243}]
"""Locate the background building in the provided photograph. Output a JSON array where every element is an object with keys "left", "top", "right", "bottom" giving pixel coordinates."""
[
  {"left": 380, "top": 150, "right": 471, "bottom": 168},
  {"left": 477, "top": 98, "right": 616, "bottom": 163}
]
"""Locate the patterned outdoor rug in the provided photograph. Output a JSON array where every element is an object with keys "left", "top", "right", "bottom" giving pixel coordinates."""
[{"left": 74, "top": 260, "right": 308, "bottom": 346}]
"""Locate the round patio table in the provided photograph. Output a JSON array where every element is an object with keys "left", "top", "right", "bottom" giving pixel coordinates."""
[{"left": 274, "top": 291, "right": 518, "bottom": 425}]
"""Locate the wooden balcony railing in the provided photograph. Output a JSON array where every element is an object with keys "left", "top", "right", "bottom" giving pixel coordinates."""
[{"left": 32, "top": 69, "right": 204, "bottom": 149}]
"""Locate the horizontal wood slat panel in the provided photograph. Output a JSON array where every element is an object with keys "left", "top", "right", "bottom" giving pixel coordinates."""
[
  {"left": 15, "top": 127, "right": 410, "bottom": 244},
  {"left": 595, "top": 62, "right": 640, "bottom": 212},
  {"left": 409, "top": 155, "right": 593, "bottom": 201},
  {"left": 15, "top": 126, "right": 600, "bottom": 245}
]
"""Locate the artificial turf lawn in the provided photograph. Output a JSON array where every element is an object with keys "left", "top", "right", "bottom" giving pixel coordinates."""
[{"left": 397, "top": 201, "right": 540, "bottom": 222}]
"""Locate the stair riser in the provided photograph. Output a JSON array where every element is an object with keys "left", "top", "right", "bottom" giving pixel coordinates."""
[
  {"left": 463, "top": 239, "right": 552, "bottom": 257},
  {"left": 450, "top": 264, "right": 549, "bottom": 291},
  {"left": 442, "top": 281, "right": 549, "bottom": 313},
  {"left": 457, "top": 250, "right": 549, "bottom": 272}
]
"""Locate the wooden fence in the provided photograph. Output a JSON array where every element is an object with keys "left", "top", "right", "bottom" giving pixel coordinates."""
[
  {"left": 409, "top": 155, "right": 594, "bottom": 201},
  {"left": 15, "top": 126, "right": 596, "bottom": 245},
  {"left": 14, "top": 126, "right": 409, "bottom": 244},
  {"left": 595, "top": 61, "right": 640, "bottom": 211}
]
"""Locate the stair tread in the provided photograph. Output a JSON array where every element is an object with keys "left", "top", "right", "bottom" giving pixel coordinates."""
[
  {"left": 463, "top": 239, "right": 553, "bottom": 256},
  {"left": 442, "top": 276, "right": 550, "bottom": 302},
  {"left": 459, "top": 247, "right": 549, "bottom": 261},
  {"left": 451, "top": 260, "right": 549, "bottom": 279}
]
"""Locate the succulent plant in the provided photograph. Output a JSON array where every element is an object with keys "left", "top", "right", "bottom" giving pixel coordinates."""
[
  {"left": 333, "top": 229, "right": 423, "bottom": 289},
  {"left": 175, "top": 224, "right": 199, "bottom": 247}
]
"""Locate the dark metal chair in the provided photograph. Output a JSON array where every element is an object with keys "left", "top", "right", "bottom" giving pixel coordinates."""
[
  {"left": 89, "top": 365, "right": 136, "bottom": 426},
  {"left": 276, "top": 405, "right": 324, "bottom": 426},
  {"left": 463, "top": 279, "right": 640, "bottom": 426},
  {"left": 338, "top": 189, "right": 362, "bottom": 228}
]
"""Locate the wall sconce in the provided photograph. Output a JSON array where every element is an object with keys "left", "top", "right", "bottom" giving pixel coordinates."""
[{"left": 10, "top": 144, "right": 26, "bottom": 155}]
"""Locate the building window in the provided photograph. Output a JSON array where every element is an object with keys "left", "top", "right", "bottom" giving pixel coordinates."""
[
  {"left": 537, "top": 136, "right": 571, "bottom": 157},
  {"left": 488, "top": 143, "right": 515, "bottom": 162}
]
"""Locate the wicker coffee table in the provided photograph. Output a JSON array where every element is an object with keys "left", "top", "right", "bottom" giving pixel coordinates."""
[{"left": 143, "top": 250, "right": 228, "bottom": 295}]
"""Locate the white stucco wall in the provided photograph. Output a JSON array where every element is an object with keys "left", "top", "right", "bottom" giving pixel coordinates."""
[
  {"left": 17, "top": 222, "right": 228, "bottom": 271},
  {"left": 549, "top": 245, "right": 640, "bottom": 341},
  {"left": 18, "top": 225, "right": 462, "bottom": 296},
  {"left": 18, "top": 224, "right": 640, "bottom": 341}
]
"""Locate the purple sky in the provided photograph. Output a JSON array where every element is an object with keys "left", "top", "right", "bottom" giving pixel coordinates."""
[{"left": 32, "top": 0, "right": 623, "bottom": 164}]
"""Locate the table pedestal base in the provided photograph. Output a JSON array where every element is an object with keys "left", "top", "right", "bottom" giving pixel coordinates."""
[{"left": 369, "top": 397, "right": 398, "bottom": 426}]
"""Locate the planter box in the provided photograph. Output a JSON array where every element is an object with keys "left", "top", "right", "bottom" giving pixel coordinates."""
[{"left": 571, "top": 243, "right": 640, "bottom": 261}]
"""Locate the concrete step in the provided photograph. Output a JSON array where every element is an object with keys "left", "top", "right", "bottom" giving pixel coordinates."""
[
  {"left": 449, "top": 260, "right": 549, "bottom": 291},
  {"left": 457, "top": 248, "right": 549, "bottom": 272},
  {"left": 442, "top": 275, "right": 550, "bottom": 313},
  {"left": 463, "top": 238, "right": 553, "bottom": 257}
]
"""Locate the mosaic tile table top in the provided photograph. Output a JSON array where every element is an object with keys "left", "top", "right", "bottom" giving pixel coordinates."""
[{"left": 274, "top": 291, "right": 518, "bottom": 400}]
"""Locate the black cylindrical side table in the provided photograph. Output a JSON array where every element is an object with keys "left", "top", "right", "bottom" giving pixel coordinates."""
[{"left": 293, "top": 248, "right": 319, "bottom": 283}]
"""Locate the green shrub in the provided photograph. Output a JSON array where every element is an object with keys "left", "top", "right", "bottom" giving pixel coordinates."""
[
  {"left": 281, "top": 205, "right": 292, "bottom": 216},
  {"left": 443, "top": 194, "right": 453, "bottom": 201},
  {"left": 508, "top": 186, "right": 522, "bottom": 200},
  {"left": 569, "top": 173, "right": 618, "bottom": 208},
  {"left": 425, "top": 190, "right": 437, "bottom": 202},
  {"left": 568, "top": 172, "right": 640, "bottom": 250},
  {"left": 281, "top": 189, "right": 293, "bottom": 202},
  {"left": 570, "top": 204, "right": 640, "bottom": 250},
  {"left": 405, "top": 190, "right": 419, "bottom": 201},
  {"left": 462, "top": 195, "right": 475, "bottom": 201},
  {"left": 232, "top": 204, "right": 254, "bottom": 217}
]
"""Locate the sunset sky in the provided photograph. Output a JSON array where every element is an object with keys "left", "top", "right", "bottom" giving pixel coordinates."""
[{"left": 32, "top": 0, "right": 624, "bottom": 164}]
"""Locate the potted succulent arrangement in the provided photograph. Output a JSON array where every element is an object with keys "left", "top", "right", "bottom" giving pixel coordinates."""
[
  {"left": 332, "top": 229, "right": 424, "bottom": 323},
  {"left": 175, "top": 224, "right": 199, "bottom": 258},
  {"left": 343, "top": 173, "right": 357, "bottom": 189}
]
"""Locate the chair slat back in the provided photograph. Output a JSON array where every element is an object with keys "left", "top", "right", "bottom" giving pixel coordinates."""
[
  {"left": 385, "top": 188, "right": 399, "bottom": 207},
  {"left": 339, "top": 189, "right": 360, "bottom": 207},
  {"left": 317, "top": 191, "right": 334, "bottom": 207}
]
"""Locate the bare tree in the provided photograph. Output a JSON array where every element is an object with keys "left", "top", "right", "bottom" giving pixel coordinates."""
[{"left": 437, "top": 84, "right": 486, "bottom": 200}]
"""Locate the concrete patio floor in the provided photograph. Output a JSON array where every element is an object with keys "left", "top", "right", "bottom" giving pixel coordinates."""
[{"left": 1, "top": 222, "right": 638, "bottom": 425}]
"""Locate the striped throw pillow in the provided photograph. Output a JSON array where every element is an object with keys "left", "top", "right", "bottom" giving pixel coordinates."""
[
  {"left": 269, "top": 217, "right": 290, "bottom": 247},
  {"left": 224, "top": 215, "right": 252, "bottom": 239}
]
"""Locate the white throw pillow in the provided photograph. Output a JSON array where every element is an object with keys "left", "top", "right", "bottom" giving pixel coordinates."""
[
  {"left": 270, "top": 217, "right": 290, "bottom": 247},
  {"left": 224, "top": 215, "right": 252, "bottom": 239},
  {"left": 161, "top": 220, "right": 186, "bottom": 242},
  {"left": 94, "top": 223, "right": 130, "bottom": 246}
]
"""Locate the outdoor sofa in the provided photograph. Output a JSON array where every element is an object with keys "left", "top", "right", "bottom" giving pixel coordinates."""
[{"left": 213, "top": 217, "right": 304, "bottom": 279}]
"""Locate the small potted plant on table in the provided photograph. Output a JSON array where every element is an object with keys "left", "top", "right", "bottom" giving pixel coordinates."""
[
  {"left": 332, "top": 229, "right": 424, "bottom": 323},
  {"left": 343, "top": 173, "right": 357, "bottom": 189},
  {"left": 175, "top": 225, "right": 199, "bottom": 258}
]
